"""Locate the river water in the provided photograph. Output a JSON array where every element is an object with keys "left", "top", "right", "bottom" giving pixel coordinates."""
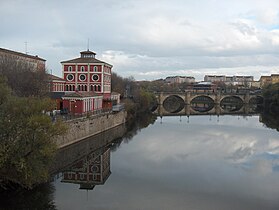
[
  {"left": 1, "top": 114, "right": 279, "bottom": 210},
  {"left": 53, "top": 114, "right": 279, "bottom": 210}
]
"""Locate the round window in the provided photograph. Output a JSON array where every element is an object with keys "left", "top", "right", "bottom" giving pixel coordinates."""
[
  {"left": 79, "top": 74, "right": 86, "bottom": 81},
  {"left": 92, "top": 74, "right": 99, "bottom": 81},
  {"left": 67, "top": 74, "right": 74, "bottom": 81}
]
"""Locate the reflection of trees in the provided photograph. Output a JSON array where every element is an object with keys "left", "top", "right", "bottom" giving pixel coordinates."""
[
  {"left": 260, "top": 110, "right": 279, "bottom": 132},
  {"left": 0, "top": 183, "right": 56, "bottom": 210},
  {"left": 111, "top": 114, "right": 157, "bottom": 152}
]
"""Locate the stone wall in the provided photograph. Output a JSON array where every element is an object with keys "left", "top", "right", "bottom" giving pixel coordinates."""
[
  {"left": 55, "top": 111, "right": 126, "bottom": 148},
  {"left": 50, "top": 123, "right": 126, "bottom": 174}
]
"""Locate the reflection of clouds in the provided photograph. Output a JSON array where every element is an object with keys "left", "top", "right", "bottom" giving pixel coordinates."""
[
  {"left": 125, "top": 115, "right": 279, "bottom": 188},
  {"left": 228, "top": 145, "right": 254, "bottom": 162},
  {"left": 249, "top": 159, "right": 273, "bottom": 175}
]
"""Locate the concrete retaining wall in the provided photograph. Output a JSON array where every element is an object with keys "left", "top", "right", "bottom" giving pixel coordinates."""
[{"left": 55, "top": 111, "right": 126, "bottom": 148}]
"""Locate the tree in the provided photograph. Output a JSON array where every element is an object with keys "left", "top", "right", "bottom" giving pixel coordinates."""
[
  {"left": 0, "top": 56, "right": 48, "bottom": 97},
  {"left": 0, "top": 77, "right": 66, "bottom": 189}
]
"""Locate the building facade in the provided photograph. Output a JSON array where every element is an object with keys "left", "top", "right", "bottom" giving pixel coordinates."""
[
  {"left": 47, "top": 74, "right": 66, "bottom": 92},
  {"left": 259, "top": 74, "right": 279, "bottom": 87},
  {"left": 62, "top": 92, "right": 103, "bottom": 115},
  {"left": 61, "top": 50, "right": 112, "bottom": 99},
  {"left": 204, "top": 75, "right": 254, "bottom": 87},
  {"left": 165, "top": 76, "right": 195, "bottom": 84},
  {"left": 0, "top": 47, "right": 46, "bottom": 71}
]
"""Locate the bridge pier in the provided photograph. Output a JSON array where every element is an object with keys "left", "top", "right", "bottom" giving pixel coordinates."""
[
  {"left": 185, "top": 91, "right": 191, "bottom": 105},
  {"left": 244, "top": 93, "right": 250, "bottom": 104},
  {"left": 215, "top": 92, "right": 221, "bottom": 105}
]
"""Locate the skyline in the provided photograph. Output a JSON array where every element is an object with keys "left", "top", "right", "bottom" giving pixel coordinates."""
[{"left": 1, "top": 0, "right": 279, "bottom": 81}]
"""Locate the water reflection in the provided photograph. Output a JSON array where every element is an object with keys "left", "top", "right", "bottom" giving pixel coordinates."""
[
  {"left": 61, "top": 147, "right": 111, "bottom": 190},
  {"left": 0, "top": 183, "right": 56, "bottom": 210},
  {"left": 2, "top": 112, "right": 279, "bottom": 210},
  {"left": 260, "top": 109, "right": 279, "bottom": 132}
]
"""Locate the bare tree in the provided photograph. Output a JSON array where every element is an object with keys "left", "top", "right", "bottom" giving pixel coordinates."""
[{"left": 0, "top": 56, "right": 48, "bottom": 97}]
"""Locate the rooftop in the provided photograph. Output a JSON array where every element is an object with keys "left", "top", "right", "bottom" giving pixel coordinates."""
[
  {"left": 61, "top": 50, "right": 112, "bottom": 67},
  {"left": 0, "top": 47, "right": 46, "bottom": 61}
]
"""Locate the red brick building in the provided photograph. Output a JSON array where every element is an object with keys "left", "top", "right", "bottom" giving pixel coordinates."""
[
  {"left": 62, "top": 92, "right": 103, "bottom": 115},
  {"left": 61, "top": 50, "right": 112, "bottom": 99}
]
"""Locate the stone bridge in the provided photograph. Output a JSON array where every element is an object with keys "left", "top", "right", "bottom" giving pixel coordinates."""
[{"left": 154, "top": 91, "right": 263, "bottom": 116}]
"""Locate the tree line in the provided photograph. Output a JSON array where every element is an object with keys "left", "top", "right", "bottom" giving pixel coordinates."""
[
  {"left": 0, "top": 58, "right": 65, "bottom": 189},
  {"left": 111, "top": 72, "right": 157, "bottom": 120}
]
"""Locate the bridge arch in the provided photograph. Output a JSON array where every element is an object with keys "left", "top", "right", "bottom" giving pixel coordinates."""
[
  {"left": 249, "top": 95, "right": 264, "bottom": 104},
  {"left": 162, "top": 95, "right": 185, "bottom": 113},
  {"left": 190, "top": 95, "right": 215, "bottom": 112},
  {"left": 220, "top": 96, "right": 244, "bottom": 112}
]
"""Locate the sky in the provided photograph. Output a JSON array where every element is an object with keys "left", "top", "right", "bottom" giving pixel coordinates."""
[{"left": 1, "top": 0, "right": 279, "bottom": 81}]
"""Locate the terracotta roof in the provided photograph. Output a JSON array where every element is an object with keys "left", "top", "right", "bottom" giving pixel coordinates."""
[
  {"left": 61, "top": 50, "right": 112, "bottom": 66},
  {"left": 61, "top": 57, "right": 106, "bottom": 64},
  {"left": 0, "top": 47, "right": 46, "bottom": 61},
  {"left": 47, "top": 74, "right": 66, "bottom": 81},
  {"left": 63, "top": 91, "right": 102, "bottom": 98}
]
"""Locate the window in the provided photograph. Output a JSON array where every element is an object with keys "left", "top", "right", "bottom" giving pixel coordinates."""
[
  {"left": 79, "top": 74, "right": 86, "bottom": 81},
  {"left": 68, "top": 66, "right": 72, "bottom": 71},
  {"left": 98, "top": 85, "right": 101, "bottom": 91},
  {"left": 94, "top": 66, "right": 98, "bottom": 72},
  {"left": 81, "top": 66, "right": 85, "bottom": 72},
  {"left": 92, "top": 74, "right": 99, "bottom": 81},
  {"left": 67, "top": 74, "right": 74, "bottom": 81}
]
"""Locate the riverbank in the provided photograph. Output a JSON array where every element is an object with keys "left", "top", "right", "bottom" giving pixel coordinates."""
[{"left": 55, "top": 110, "right": 126, "bottom": 148}]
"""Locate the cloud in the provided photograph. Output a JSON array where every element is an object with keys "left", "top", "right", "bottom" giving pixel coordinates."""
[{"left": 1, "top": 0, "right": 279, "bottom": 80}]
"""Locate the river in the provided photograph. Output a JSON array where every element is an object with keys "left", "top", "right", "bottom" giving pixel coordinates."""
[{"left": 1, "top": 113, "right": 279, "bottom": 210}]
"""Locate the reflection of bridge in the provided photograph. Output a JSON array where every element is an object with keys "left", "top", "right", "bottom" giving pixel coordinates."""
[
  {"left": 154, "top": 92, "right": 263, "bottom": 116},
  {"left": 154, "top": 104, "right": 260, "bottom": 116}
]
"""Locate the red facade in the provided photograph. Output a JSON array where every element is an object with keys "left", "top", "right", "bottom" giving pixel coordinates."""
[
  {"left": 61, "top": 50, "right": 112, "bottom": 97},
  {"left": 62, "top": 92, "right": 103, "bottom": 115}
]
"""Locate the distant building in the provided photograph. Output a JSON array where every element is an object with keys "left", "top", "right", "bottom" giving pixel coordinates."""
[
  {"left": 47, "top": 74, "right": 66, "bottom": 92},
  {"left": 204, "top": 75, "right": 226, "bottom": 83},
  {"left": 259, "top": 74, "right": 279, "bottom": 87},
  {"left": 233, "top": 76, "right": 253, "bottom": 87},
  {"left": 0, "top": 47, "right": 46, "bottom": 71},
  {"left": 186, "top": 82, "right": 217, "bottom": 93},
  {"left": 271, "top": 74, "right": 279, "bottom": 84},
  {"left": 204, "top": 75, "right": 253, "bottom": 87},
  {"left": 165, "top": 76, "right": 195, "bottom": 84},
  {"left": 251, "top": 81, "right": 261, "bottom": 88}
]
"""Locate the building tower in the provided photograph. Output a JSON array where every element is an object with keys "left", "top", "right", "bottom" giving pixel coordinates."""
[{"left": 61, "top": 50, "right": 112, "bottom": 99}]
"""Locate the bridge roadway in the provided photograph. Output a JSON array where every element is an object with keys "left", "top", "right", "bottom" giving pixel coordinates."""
[{"left": 154, "top": 91, "right": 262, "bottom": 116}]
